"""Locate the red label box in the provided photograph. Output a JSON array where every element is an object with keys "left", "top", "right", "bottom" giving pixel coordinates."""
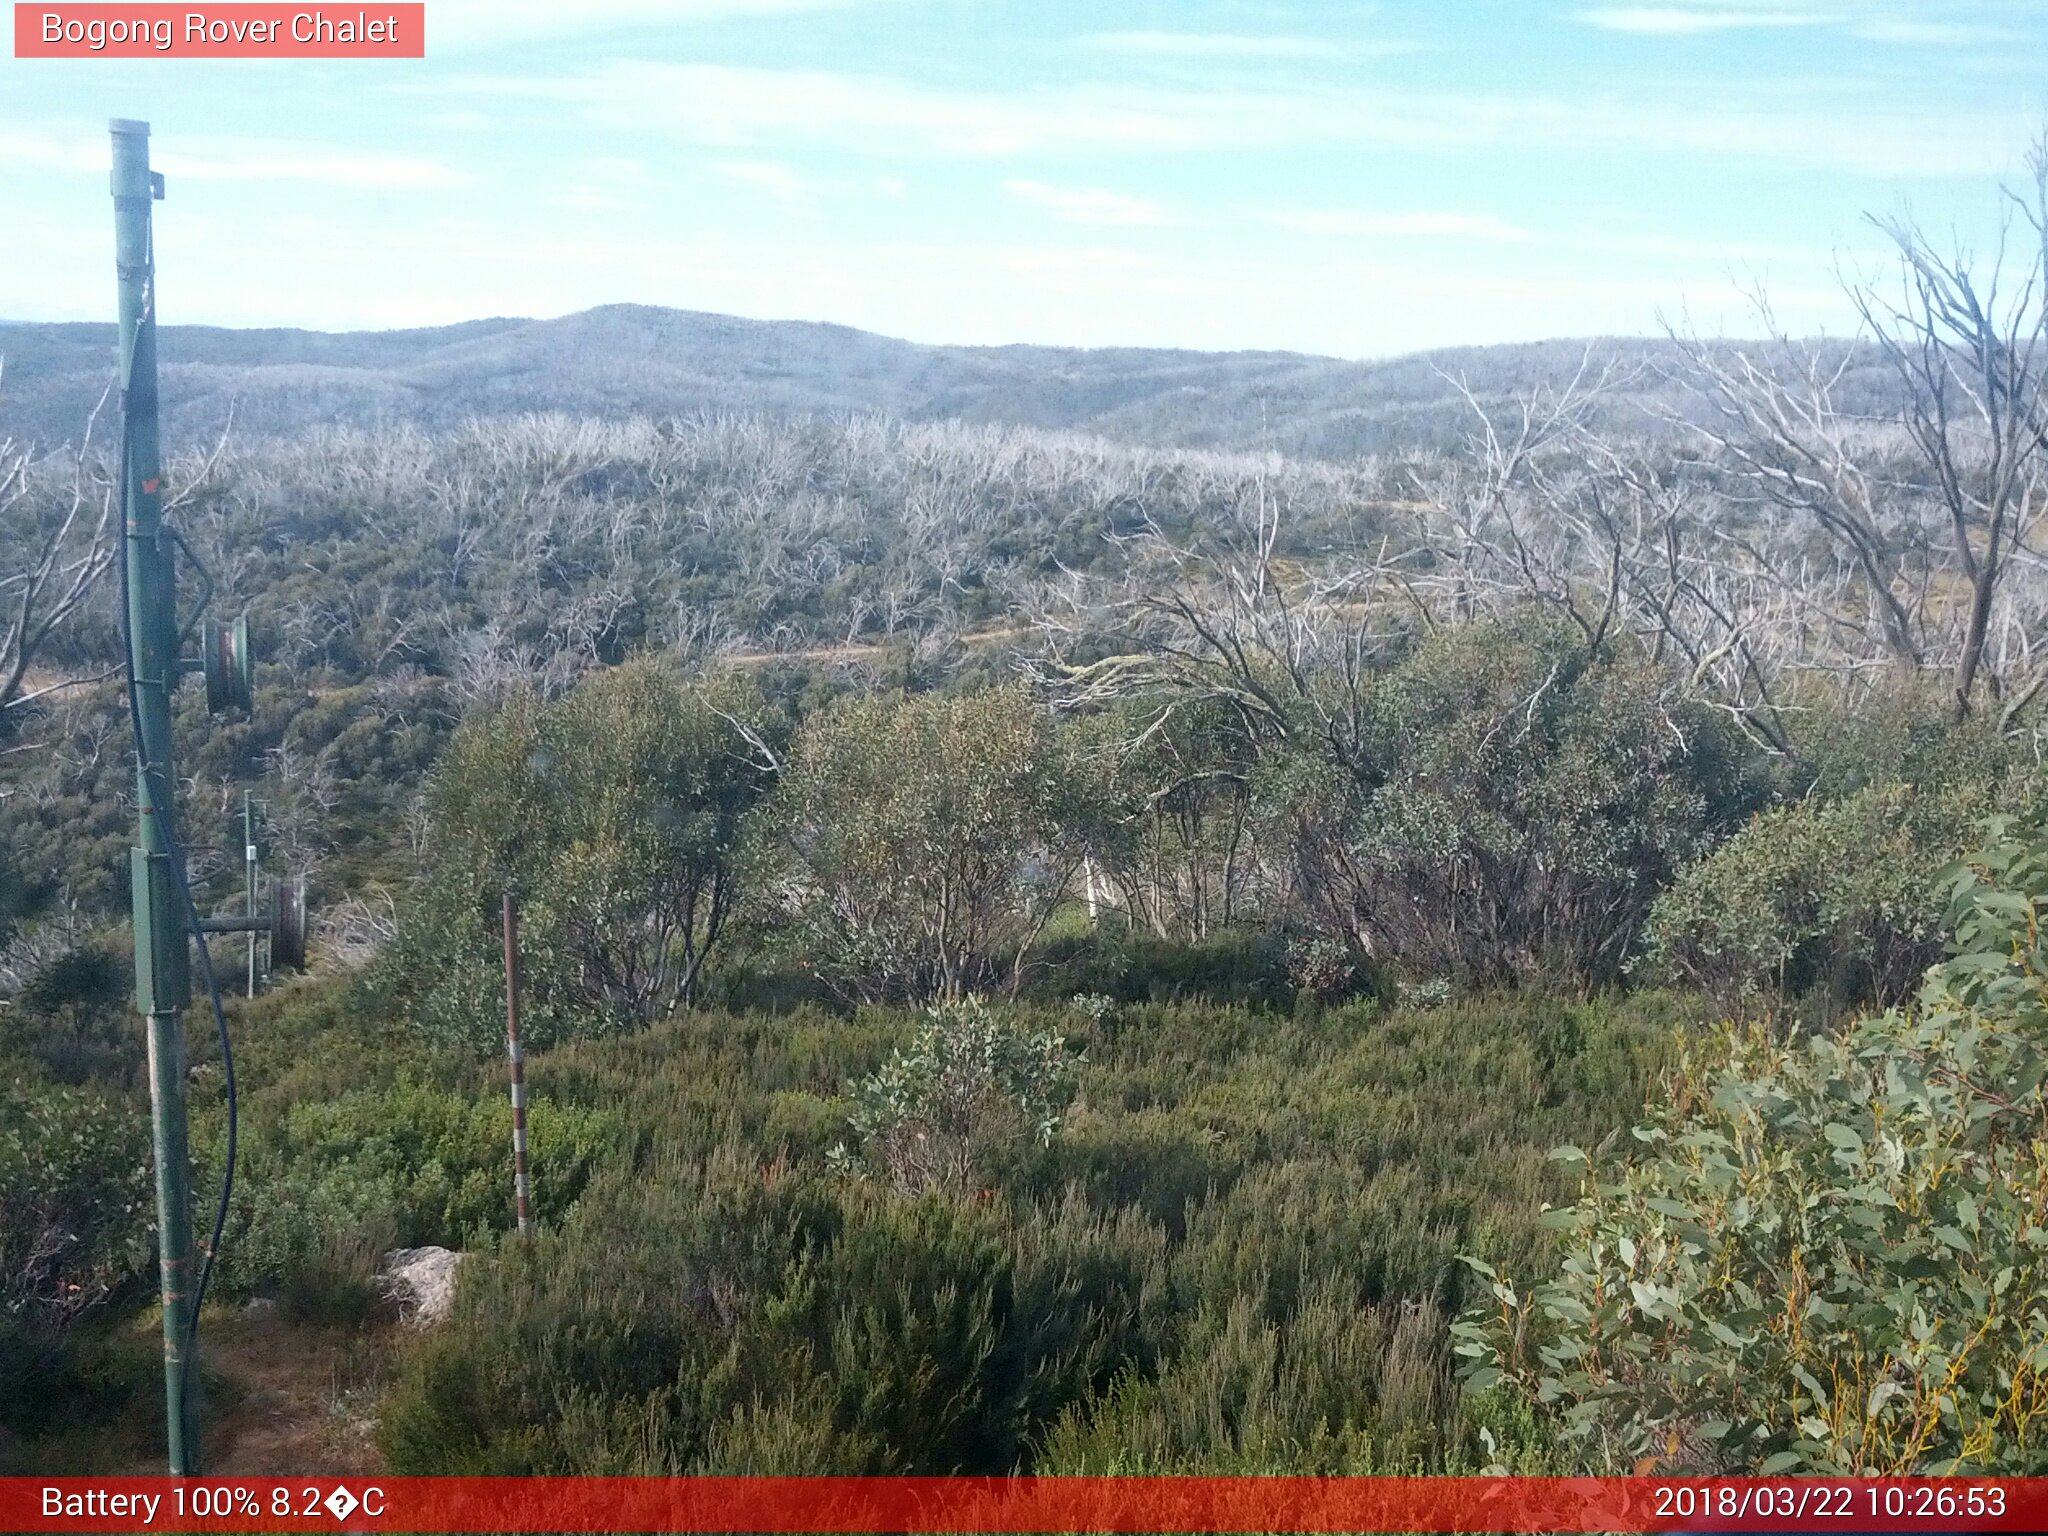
[
  {"left": 14, "top": 3, "right": 425, "bottom": 57},
  {"left": 6, "top": 1477, "right": 2048, "bottom": 1534}
]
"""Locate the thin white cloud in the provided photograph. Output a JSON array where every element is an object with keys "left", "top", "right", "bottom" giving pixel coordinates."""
[
  {"left": 1005, "top": 180, "right": 1174, "bottom": 226},
  {"left": 712, "top": 159, "right": 811, "bottom": 201},
  {"left": 442, "top": 62, "right": 2029, "bottom": 180},
  {"left": 1580, "top": 4, "right": 2027, "bottom": 46},
  {"left": 429, "top": 0, "right": 900, "bottom": 50},
  {"left": 160, "top": 147, "right": 468, "bottom": 190},
  {"left": 1081, "top": 30, "right": 1418, "bottom": 60},
  {"left": 0, "top": 126, "right": 464, "bottom": 189},
  {"left": 554, "top": 188, "right": 634, "bottom": 213},
  {"left": 425, "top": 110, "right": 494, "bottom": 133},
  {"left": 0, "top": 130, "right": 102, "bottom": 174},
  {"left": 1851, "top": 18, "right": 2016, "bottom": 45},
  {"left": 1578, "top": 7, "right": 1832, "bottom": 34},
  {"left": 538, "top": 64, "right": 1219, "bottom": 156},
  {"left": 1260, "top": 209, "right": 1536, "bottom": 243},
  {"left": 1564, "top": 228, "right": 1825, "bottom": 263},
  {"left": 1253, "top": 210, "right": 1865, "bottom": 265}
]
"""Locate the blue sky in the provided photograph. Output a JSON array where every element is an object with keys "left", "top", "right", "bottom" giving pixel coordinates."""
[{"left": 3, "top": 0, "right": 2045, "bottom": 355}]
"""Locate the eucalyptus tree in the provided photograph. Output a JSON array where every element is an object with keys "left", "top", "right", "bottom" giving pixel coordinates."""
[
  {"left": 390, "top": 661, "right": 777, "bottom": 1047},
  {"left": 760, "top": 685, "right": 1094, "bottom": 1004}
]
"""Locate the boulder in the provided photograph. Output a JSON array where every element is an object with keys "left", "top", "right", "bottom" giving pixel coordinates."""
[{"left": 378, "top": 1245, "right": 466, "bottom": 1328}]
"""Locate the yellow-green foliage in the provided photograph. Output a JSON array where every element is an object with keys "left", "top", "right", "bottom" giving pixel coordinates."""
[
  {"left": 759, "top": 685, "right": 1090, "bottom": 1004},
  {"left": 181, "top": 982, "right": 627, "bottom": 1311},
  {"left": 1457, "top": 818, "right": 2048, "bottom": 1474},
  {"left": 0, "top": 995, "right": 155, "bottom": 1463},
  {"left": 383, "top": 662, "right": 776, "bottom": 1045},
  {"left": 377, "top": 987, "right": 1677, "bottom": 1474},
  {"left": 1643, "top": 779, "right": 2010, "bottom": 1011}
]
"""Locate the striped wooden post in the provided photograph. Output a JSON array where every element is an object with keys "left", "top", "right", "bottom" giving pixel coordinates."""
[{"left": 502, "top": 893, "right": 533, "bottom": 1236}]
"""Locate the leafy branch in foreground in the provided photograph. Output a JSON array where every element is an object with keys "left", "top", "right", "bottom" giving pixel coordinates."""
[{"left": 1455, "top": 814, "right": 2048, "bottom": 1474}]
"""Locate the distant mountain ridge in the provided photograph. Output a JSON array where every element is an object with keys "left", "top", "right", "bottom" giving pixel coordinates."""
[{"left": 0, "top": 303, "right": 1888, "bottom": 459}]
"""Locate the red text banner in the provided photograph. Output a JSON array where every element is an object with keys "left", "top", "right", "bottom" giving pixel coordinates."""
[
  {"left": 14, "top": 4, "right": 424, "bottom": 57},
  {"left": 4, "top": 1476, "right": 2046, "bottom": 1534}
]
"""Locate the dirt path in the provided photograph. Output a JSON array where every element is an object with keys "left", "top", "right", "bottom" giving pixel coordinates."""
[
  {"left": 201, "top": 1310, "right": 390, "bottom": 1477},
  {"left": 722, "top": 623, "right": 1031, "bottom": 667},
  {"left": 103, "top": 1309, "right": 394, "bottom": 1477}
]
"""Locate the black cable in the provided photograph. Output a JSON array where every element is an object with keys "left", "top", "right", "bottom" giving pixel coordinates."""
[{"left": 116, "top": 264, "right": 237, "bottom": 1452}]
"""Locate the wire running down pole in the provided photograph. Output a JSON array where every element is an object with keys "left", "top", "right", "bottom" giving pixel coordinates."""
[{"left": 503, "top": 894, "right": 533, "bottom": 1236}]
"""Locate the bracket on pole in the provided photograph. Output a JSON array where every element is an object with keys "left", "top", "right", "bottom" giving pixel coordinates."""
[{"left": 196, "top": 874, "right": 311, "bottom": 973}]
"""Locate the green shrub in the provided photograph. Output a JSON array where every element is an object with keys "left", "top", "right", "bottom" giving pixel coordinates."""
[
  {"left": 1175, "top": 1159, "right": 1460, "bottom": 1318},
  {"left": 1456, "top": 815, "right": 2048, "bottom": 1474},
  {"left": 379, "top": 980, "right": 1676, "bottom": 1476},
  {"left": 0, "top": 937, "right": 138, "bottom": 1087},
  {"left": 1024, "top": 927, "right": 1337, "bottom": 1010},
  {"left": 0, "top": 1320, "right": 160, "bottom": 1472},
  {"left": 382, "top": 664, "right": 775, "bottom": 1050},
  {"left": 381, "top": 1151, "right": 844, "bottom": 1474},
  {"left": 0, "top": 1071, "right": 153, "bottom": 1446},
  {"left": 831, "top": 998, "right": 1078, "bottom": 1194},
  {"left": 757, "top": 687, "right": 1091, "bottom": 1005},
  {"left": 188, "top": 986, "right": 624, "bottom": 1305},
  {"left": 1266, "top": 621, "right": 1764, "bottom": 988},
  {"left": 1643, "top": 779, "right": 2009, "bottom": 1012},
  {"left": 1033, "top": 1108, "right": 1242, "bottom": 1237},
  {"left": 380, "top": 1154, "right": 1169, "bottom": 1476},
  {"left": 0, "top": 1073, "right": 152, "bottom": 1329},
  {"left": 210, "top": 1078, "right": 621, "bottom": 1299},
  {"left": 1037, "top": 1287, "right": 1453, "bottom": 1473},
  {"left": 0, "top": 950, "right": 1673, "bottom": 1476},
  {"left": 1789, "top": 685, "right": 2019, "bottom": 804},
  {"left": 277, "top": 1215, "right": 397, "bottom": 1329}
]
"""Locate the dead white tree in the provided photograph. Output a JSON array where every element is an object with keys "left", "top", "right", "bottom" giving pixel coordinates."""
[
  {"left": 1669, "top": 135, "right": 2048, "bottom": 721},
  {"left": 1415, "top": 363, "right": 1817, "bottom": 755},
  {"left": 0, "top": 383, "right": 119, "bottom": 736},
  {"left": 1862, "top": 141, "right": 2048, "bottom": 715}
]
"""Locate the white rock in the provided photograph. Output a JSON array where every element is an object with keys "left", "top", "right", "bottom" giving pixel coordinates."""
[{"left": 378, "top": 1245, "right": 466, "bottom": 1328}]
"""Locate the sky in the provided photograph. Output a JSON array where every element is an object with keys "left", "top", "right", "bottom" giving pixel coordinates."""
[{"left": 2, "top": 0, "right": 2045, "bottom": 356}]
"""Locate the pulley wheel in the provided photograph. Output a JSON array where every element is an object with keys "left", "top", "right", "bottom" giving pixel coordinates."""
[
  {"left": 202, "top": 614, "right": 254, "bottom": 714},
  {"left": 268, "top": 874, "right": 308, "bottom": 971}
]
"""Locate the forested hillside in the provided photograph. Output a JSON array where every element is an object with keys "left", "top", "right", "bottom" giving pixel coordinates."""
[
  {"left": 4, "top": 151, "right": 2047, "bottom": 1480},
  {"left": 0, "top": 305, "right": 1906, "bottom": 459}
]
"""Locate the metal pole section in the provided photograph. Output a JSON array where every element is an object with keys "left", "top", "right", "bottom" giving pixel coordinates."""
[
  {"left": 244, "top": 791, "right": 257, "bottom": 998},
  {"left": 502, "top": 894, "right": 533, "bottom": 1235},
  {"left": 113, "top": 117, "right": 198, "bottom": 1477}
]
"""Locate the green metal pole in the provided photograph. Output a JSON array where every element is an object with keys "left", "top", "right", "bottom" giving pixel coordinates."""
[
  {"left": 113, "top": 117, "right": 199, "bottom": 1478},
  {"left": 244, "top": 791, "right": 257, "bottom": 998}
]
